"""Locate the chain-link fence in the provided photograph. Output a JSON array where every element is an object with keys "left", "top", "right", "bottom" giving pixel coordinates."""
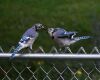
[{"left": 0, "top": 46, "right": 100, "bottom": 80}]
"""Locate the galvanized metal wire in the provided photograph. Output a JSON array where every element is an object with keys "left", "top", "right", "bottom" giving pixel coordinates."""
[{"left": 0, "top": 46, "right": 100, "bottom": 80}]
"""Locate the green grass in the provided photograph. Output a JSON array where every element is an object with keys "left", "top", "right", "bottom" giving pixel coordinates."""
[
  {"left": 0, "top": 0, "right": 100, "bottom": 79},
  {"left": 0, "top": 0, "right": 99, "bottom": 51}
]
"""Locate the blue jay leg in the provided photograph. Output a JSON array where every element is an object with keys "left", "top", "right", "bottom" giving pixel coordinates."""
[
  {"left": 28, "top": 48, "right": 33, "bottom": 53},
  {"left": 58, "top": 48, "right": 62, "bottom": 53},
  {"left": 28, "top": 45, "right": 33, "bottom": 53},
  {"left": 26, "top": 45, "right": 33, "bottom": 67},
  {"left": 58, "top": 47, "right": 64, "bottom": 53},
  {"left": 59, "top": 47, "right": 68, "bottom": 53},
  {"left": 64, "top": 47, "right": 69, "bottom": 53}
]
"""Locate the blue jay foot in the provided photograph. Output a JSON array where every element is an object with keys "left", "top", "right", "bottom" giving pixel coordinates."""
[
  {"left": 58, "top": 47, "right": 70, "bottom": 54},
  {"left": 58, "top": 48, "right": 64, "bottom": 53},
  {"left": 28, "top": 48, "right": 33, "bottom": 53}
]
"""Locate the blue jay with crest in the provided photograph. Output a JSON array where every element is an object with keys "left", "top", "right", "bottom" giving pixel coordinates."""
[
  {"left": 10, "top": 23, "right": 45, "bottom": 59},
  {"left": 48, "top": 27, "right": 91, "bottom": 49}
]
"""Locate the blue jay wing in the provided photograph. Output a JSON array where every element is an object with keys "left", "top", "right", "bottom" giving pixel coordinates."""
[
  {"left": 57, "top": 31, "right": 77, "bottom": 39},
  {"left": 19, "top": 36, "right": 31, "bottom": 44}
]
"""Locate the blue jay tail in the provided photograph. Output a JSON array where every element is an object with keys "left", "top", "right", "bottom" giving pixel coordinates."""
[
  {"left": 10, "top": 45, "right": 22, "bottom": 59},
  {"left": 75, "top": 36, "right": 91, "bottom": 41},
  {"left": 10, "top": 52, "right": 16, "bottom": 60}
]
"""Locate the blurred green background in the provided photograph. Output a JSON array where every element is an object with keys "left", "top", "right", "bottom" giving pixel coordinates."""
[
  {"left": 0, "top": 0, "right": 100, "bottom": 80},
  {"left": 0, "top": 0, "right": 100, "bottom": 52}
]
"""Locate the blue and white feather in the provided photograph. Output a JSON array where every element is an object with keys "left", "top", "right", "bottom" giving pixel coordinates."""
[
  {"left": 48, "top": 28, "right": 91, "bottom": 47},
  {"left": 10, "top": 23, "right": 44, "bottom": 59}
]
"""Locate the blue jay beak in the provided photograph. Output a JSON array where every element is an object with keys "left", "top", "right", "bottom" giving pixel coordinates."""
[
  {"left": 34, "top": 23, "right": 45, "bottom": 30},
  {"left": 41, "top": 25, "right": 45, "bottom": 29},
  {"left": 41, "top": 25, "right": 47, "bottom": 31}
]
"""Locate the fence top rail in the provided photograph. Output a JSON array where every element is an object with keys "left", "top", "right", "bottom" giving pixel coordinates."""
[{"left": 0, "top": 53, "right": 100, "bottom": 60}]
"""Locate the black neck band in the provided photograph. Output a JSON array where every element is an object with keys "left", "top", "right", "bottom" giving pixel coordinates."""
[
  {"left": 34, "top": 25, "right": 38, "bottom": 31},
  {"left": 52, "top": 29, "right": 57, "bottom": 34}
]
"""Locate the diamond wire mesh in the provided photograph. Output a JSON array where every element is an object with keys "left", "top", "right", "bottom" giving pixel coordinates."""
[{"left": 0, "top": 46, "right": 100, "bottom": 80}]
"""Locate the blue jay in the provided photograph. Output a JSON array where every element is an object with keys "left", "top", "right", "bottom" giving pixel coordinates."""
[
  {"left": 48, "top": 28, "right": 91, "bottom": 48},
  {"left": 10, "top": 23, "right": 45, "bottom": 59}
]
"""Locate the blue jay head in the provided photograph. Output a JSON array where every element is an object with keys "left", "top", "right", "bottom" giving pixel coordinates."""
[
  {"left": 33, "top": 23, "right": 45, "bottom": 31},
  {"left": 48, "top": 28, "right": 55, "bottom": 37}
]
